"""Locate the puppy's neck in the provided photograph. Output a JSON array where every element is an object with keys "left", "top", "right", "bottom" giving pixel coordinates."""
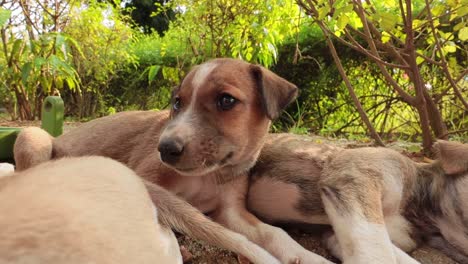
[{"left": 213, "top": 148, "right": 263, "bottom": 184}]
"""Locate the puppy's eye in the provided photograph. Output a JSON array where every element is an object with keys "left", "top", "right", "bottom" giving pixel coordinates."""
[
  {"left": 217, "top": 93, "right": 237, "bottom": 111},
  {"left": 173, "top": 97, "right": 181, "bottom": 111}
]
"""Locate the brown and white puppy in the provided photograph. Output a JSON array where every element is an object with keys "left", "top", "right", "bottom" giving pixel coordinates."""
[
  {"left": 249, "top": 134, "right": 468, "bottom": 264},
  {"left": 14, "top": 59, "right": 332, "bottom": 264},
  {"left": 0, "top": 156, "right": 182, "bottom": 264}
]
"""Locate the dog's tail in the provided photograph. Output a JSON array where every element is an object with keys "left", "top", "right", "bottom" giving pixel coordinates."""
[
  {"left": 14, "top": 127, "right": 54, "bottom": 171},
  {"left": 143, "top": 180, "right": 280, "bottom": 264}
]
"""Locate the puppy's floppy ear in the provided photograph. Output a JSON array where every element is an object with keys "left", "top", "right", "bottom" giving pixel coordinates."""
[
  {"left": 433, "top": 140, "right": 468, "bottom": 175},
  {"left": 250, "top": 65, "right": 298, "bottom": 120}
]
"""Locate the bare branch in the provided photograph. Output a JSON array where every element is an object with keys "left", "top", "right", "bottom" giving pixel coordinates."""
[
  {"left": 343, "top": 29, "right": 409, "bottom": 69},
  {"left": 352, "top": 0, "right": 416, "bottom": 105}
]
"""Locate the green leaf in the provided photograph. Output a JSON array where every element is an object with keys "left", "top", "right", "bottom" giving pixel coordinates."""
[
  {"left": 64, "top": 35, "right": 85, "bottom": 58},
  {"left": 0, "top": 8, "right": 11, "bottom": 27},
  {"left": 412, "top": 19, "right": 422, "bottom": 29},
  {"left": 432, "top": 5, "right": 445, "bottom": 17},
  {"left": 34, "top": 57, "right": 47, "bottom": 68},
  {"left": 334, "top": 4, "right": 353, "bottom": 19},
  {"left": 379, "top": 12, "right": 398, "bottom": 31},
  {"left": 348, "top": 13, "right": 363, "bottom": 29},
  {"left": 457, "top": 6, "right": 468, "bottom": 17},
  {"left": 21, "top": 62, "right": 32, "bottom": 86},
  {"left": 11, "top": 39, "right": 23, "bottom": 60},
  {"left": 459, "top": 27, "right": 468, "bottom": 41},
  {"left": 337, "top": 15, "right": 349, "bottom": 30},
  {"left": 318, "top": 5, "right": 331, "bottom": 20},
  {"left": 416, "top": 56, "right": 424, "bottom": 65},
  {"left": 55, "top": 76, "right": 64, "bottom": 90},
  {"left": 383, "top": 0, "right": 397, "bottom": 7},
  {"left": 381, "top": 31, "right": 391, "bottom": 43},
  {"left": 39, "top": 76, "right": 51, "bottom": 93},
  {"left": 447, "top": 0, "right": 458, "bottom": 8},
  {"left": 454, "top": 22, "right": 465, "bottom": 32},
  {"left": 443, "top": 41, "right": 457, "bottom": 53},
  {"left": 65, "top": 77, "right": 76, "bottom": 91},
  {"left": 148, "top": 65, "right": 161, "bottom": 83}
]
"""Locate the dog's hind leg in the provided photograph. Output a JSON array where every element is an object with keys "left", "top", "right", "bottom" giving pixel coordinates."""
[
  {"left": 319, "top": 173, "right": 398, "bottom": 264},
  {"left": 323, "top": 231, "right": 418, "bottom": 264},
  {"left": 319, "top": 182, "right": 420, "bottom": 264},
  {"left": 14, "top": 127, "right": 54, "bottom": 171}
]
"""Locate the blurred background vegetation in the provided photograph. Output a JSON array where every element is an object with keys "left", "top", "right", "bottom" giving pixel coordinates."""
[{"left": 0, "top": 0, "right": 466, "bottom": 150}]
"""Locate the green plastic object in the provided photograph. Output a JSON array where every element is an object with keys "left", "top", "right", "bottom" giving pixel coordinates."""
[
  {"left": 0, "top": 96, "right": 64, "bottom": 161},
  {"left": 0, "top": 127, "right": 20, "bottom": 160},
  {"left": 41, "top": 96, "right": 64, "bottom": 137}
]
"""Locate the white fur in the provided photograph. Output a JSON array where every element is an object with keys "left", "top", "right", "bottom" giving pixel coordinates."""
[
  {"left": 220, "top": 207, "right": 332, "bottom": 264},
  {"left": 385, "top": 214, "right": 417, "bottom": 252},
  {"left": 393, "top": 246, "right": 420, "bottom": 264},
  {"left": 158, "top": 228, "right": 182, "bottom": 264},
  {"left": 151, "top": 205, "right": 183, "bottom": 264},
  {"left": 256, "top": 222, "right": 332, "bottom": 264},
  {"left": 321, "top": 192, "right": 397, "bottom": 264},
  {"left": 0, "top": 163, "right": 14, "bottom": 178},
  {"left": 191, "top": 62, "right": 218, "bottom": 100},
  {"left": 325, "top": 232, "right": 419, "bottom": 264}
]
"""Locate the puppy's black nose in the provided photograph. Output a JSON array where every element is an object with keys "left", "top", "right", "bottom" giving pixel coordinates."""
[{"left": 158, "top": 139, "right": 184, "bottom": 165}]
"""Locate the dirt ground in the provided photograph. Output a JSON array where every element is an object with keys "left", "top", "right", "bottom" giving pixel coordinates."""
[
  {"left": 177, "top": 230, "right": 457, "bottom": 264},
  {"left": 0, "top": 118, "right": 458, "bottom": 264}
]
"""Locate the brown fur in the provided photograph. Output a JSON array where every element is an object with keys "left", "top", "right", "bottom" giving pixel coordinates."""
[
  {"left": 0, "top": 156, "right": 181, "bottom": 264},
  {"left": 249, "top": 135, "right": 468, "bottom": 263},
  {"left": 13, "top": 59, "right": 331, "bottom": 264}
]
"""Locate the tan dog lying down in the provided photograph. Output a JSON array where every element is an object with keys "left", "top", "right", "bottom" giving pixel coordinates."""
[
  {"left": 249, "top": 133, "right": 468, "bottom": 263},
  {"left": 14, "top": 59, "right": 331, "bottom": 263},
  {"left": 0, "top": 156, "right": 181, "bottom": 264}
]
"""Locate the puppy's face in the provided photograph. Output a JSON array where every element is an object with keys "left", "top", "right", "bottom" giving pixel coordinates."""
[{"left": 157, "top": 59, "right": 297, "bottom": 176}]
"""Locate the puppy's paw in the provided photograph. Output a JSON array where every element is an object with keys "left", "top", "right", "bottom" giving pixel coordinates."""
[
  {"left": 322, "top": 231, "right": 342, "bottom": 261},
  {"left": 260, "top": 224, "right": 333, "bottom": 264}
]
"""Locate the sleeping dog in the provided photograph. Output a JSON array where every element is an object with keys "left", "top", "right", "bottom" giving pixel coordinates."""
[
  {"left": 0, "top": 156, "right": 182, "bottom": 264},
  {"left": 249, "top": 133, "right": 468, "bottom": 263}
]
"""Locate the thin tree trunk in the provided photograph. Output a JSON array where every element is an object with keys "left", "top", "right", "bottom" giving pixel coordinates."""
[
  {"left": 422, "top": 89, "right": 448, "bottom": 139},
  {"left": 403, "top": 0, "right": 433, "bottom": 153}
]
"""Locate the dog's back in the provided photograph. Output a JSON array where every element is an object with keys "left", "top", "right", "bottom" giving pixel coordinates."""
[
  {"left": 0, "top": 156, "right": 181, "bottom": 264},
  {"left": 13, "top": 111, "right": 169, "bottom": 171}
]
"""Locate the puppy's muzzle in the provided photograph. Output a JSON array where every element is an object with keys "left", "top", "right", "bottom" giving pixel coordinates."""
[{"left": 158, "top": 139, "right": 184, "bottom": 165}]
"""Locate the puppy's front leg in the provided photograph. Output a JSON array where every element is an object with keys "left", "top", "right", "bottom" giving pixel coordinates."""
[{"left": 213, "top": 176, "right": 333, "bottom": 264}]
